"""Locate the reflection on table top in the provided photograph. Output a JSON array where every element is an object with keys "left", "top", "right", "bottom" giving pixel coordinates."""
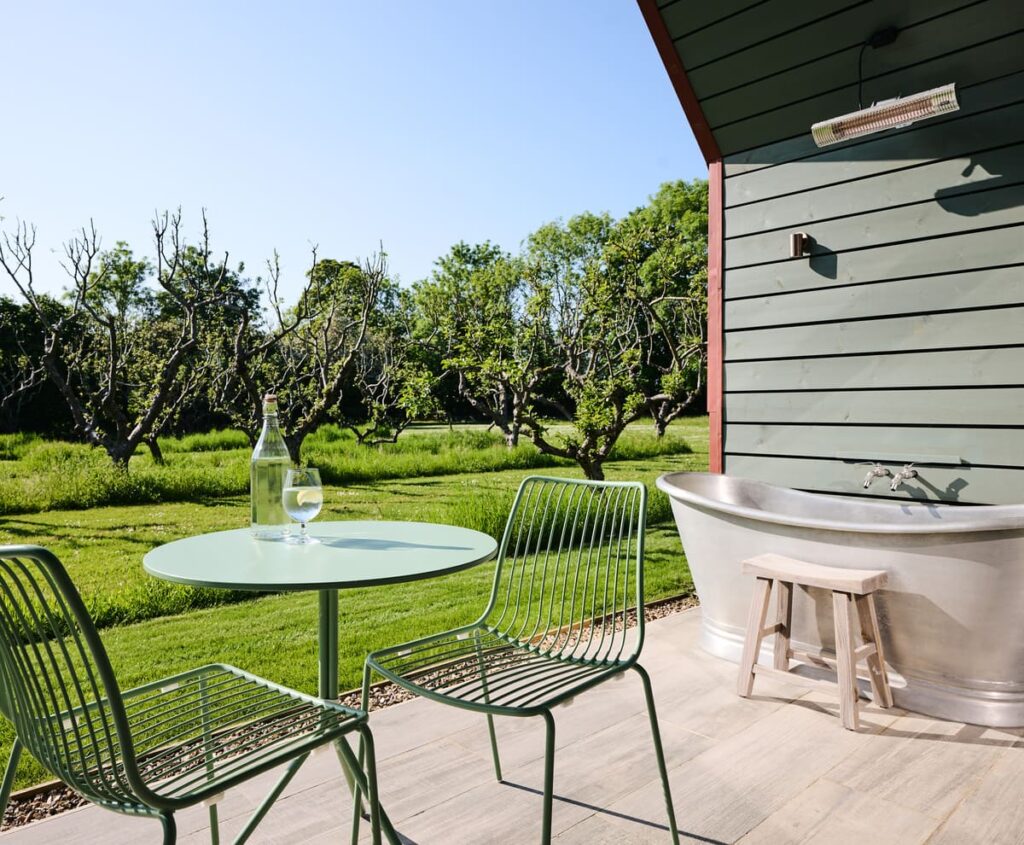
[{"left": 143, "top": 520, "right": 498, "bottom": 591}]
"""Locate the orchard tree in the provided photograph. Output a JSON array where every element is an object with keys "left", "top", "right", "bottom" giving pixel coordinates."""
[
  {"left": 347, "top": 286, "right": 438, "bottom": 445},
  {"left": 211, "top": 249, "right": 306, "bottom": 445},
  {"left": 148, "top": 244, "right": 261, "bottom": 454},
  {"left": 220, "top": 248, "right": 387, "bottom": 461},
  {"left": 0, "top": 212, "right": 231, "bottom": 466},
  {"left": 520, "top": 212, "right": 650, "bottom": 480},
  {"left": 0, "top": 296, "right": 47, "bottom": 431},
  {"left": 607, "top": 179, "right": 708, "bottom": 437},
  {"left": 416, "top": 243, "right": 557, "bottom": 447}
]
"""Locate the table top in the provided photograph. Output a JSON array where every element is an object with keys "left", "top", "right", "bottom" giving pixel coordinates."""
[{"left": 143, "top": 520, "right": 498, "bottom": 591}]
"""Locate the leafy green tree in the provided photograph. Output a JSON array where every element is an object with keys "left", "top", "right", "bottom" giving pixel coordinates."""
[
  {"left": 516, "top": 182, "right": 708, "bottom": 477},
  {"left": 608, "top": 179, "right": 708, "bottom": 436},
  {"left": 418, "top": 182, "right": 707, "bottom": 477},
  {"left": 416, "top": 243, "right": 557, "bottom": 447},
  {"left": 520, "top": 212, "right": 648, "bottom": 480}
]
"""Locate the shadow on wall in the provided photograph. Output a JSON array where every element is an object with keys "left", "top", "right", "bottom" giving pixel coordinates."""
[
  {"left": 935, "top": 146, "right": 1024, "bottom": 214},
  {"left": 900, "top": 474, "right": 970, "bottom": 502},
  {"left": 791, "top": 146, "right": 1024, "bottom": 280},
  {"left": 807, "top": 238, "right": 837, "bottom": 279}
]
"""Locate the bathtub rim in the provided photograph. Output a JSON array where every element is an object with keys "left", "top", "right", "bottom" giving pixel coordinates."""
[{"left": 656, "top": 471, "right": 1024, "bottom": 535}]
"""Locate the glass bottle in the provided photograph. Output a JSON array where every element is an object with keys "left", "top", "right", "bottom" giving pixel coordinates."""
[{"left": 250, "top": 393, "right": 291, "bottom": 539}]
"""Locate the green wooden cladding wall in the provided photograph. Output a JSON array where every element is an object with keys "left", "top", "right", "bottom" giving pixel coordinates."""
[{"left": 662, "top": 0, "right": 1024, "bottom": 503}]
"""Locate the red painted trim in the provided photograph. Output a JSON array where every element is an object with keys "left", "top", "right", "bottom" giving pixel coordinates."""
[
  {"left": 706, "top": 160, "right": 724, "bottom": 474},
  {"left": 636, "top": 0, "right": 722, "bottom": 164},
  {"left": 638, "top": 0, "right": 725, "bottom": 472}
]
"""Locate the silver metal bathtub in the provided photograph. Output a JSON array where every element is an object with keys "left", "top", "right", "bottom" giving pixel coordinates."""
[{"left": 655, "top": 471, "right": 1024, "bottom": 727}]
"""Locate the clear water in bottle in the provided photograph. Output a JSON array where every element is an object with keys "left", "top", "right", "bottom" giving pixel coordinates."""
[{"left": 250, "top": 393, "right": 292, "bottom": 538}]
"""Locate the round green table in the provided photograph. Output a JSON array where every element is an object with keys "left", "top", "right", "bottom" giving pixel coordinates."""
[
  {"left": 144, "top": 520, "right": 497, "bottom": 845},
  {"left": 143, "top": 520, "right": 498, "bottom": 700}
]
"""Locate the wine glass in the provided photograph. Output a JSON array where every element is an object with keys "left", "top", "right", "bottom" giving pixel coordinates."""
[{"left": 282, "top": 467, "right": 323, "bottom": 545}]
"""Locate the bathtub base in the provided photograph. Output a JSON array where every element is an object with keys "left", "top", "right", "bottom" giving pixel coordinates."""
[{"left": 700, "top": 614, "right": 1024, "bottom": 728}]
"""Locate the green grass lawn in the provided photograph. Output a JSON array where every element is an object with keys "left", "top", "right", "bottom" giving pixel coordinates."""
[
  {"left": 0, "top": 418, "right": 707, "bottom": 791},
  {"left": 0, "top": 424, "right": 696, "bottom": 515}
]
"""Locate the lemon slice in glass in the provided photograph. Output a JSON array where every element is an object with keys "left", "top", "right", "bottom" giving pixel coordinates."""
[{"left": 296, "top": 488, "right": 323, "bottom": 507}]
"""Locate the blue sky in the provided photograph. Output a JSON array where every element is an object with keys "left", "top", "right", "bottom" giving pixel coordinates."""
[{"left": 2, "top": 1, "right": 702, "bottom": 300}]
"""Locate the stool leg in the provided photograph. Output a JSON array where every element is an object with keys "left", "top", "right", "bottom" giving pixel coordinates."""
[
  {"left": 774, "top": 580, "right": 793, "bottom": 671},
  {"left": 832, "top": 591, "right": 860, "bottom": 730},
  {"left": 856, "top": 594, "right": 893, "bottom": 709},
  {"left": 738, "top": 577, "right": 773, "bottom": 697}
]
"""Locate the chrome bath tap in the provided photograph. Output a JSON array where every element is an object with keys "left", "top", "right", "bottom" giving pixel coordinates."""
[
  {"left": 862, "top": 463, "right": 892, "bottom": 489},
  {"left": 890, "top": 464, "right": 919, "bottom": 491}
]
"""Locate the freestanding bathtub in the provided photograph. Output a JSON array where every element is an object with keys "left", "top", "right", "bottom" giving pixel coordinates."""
[{"left": 656, "top": 471, "right": 1024, "bottom": 727}]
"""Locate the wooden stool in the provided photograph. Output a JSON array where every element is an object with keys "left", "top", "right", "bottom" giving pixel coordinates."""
[{"left": 737, "top": 553, "right": 893, "bottom": 730}]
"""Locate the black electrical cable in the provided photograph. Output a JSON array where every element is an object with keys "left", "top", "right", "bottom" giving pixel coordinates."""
[
  {"left": 857, "top": 42, "right": 869, "bottom": 108},
  {"left": 858, "top": 26, "right": 900, "bottom": 108}
]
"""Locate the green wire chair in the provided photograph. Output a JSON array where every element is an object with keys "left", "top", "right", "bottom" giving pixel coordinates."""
[
  {"left": 0, "top": 545, "right": 381, "bottom": 844},
  {"left": 358, "top": 475, "right": 679, "bottom": 844}
]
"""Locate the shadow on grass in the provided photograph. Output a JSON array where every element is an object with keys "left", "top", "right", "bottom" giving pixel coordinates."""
[{"left": 0, "top": 519, "right": 218, "bottom": 550}]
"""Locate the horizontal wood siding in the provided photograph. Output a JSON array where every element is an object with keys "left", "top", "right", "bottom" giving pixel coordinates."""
[
  {"left": 723, "top": 224, "right": 1024, "bottom": 298},
  {"left": 701, "top": 0, "right": 1020, "bottom": 130},
  {"left": 725, "top": 267, "right": 1024, "bottom": 330},
  {"left": 725, "top": 347, "right": 1024, "bottom": 392},
  {"left": 726, "top": 455, "right": 1014, "bottom": 504},
  {"left": 674, "top": 0, "right": 863, "bottom": 72},
  {"left": 726, "top": 425, "right": 1024, "bottom": 469},
  {"left": 725, "top": 139, "right": 1024, "bottom": 237},
  {"left": 724, "top": 72, "right": 1024, "bottom": 197},
  {"left": 727, "top": 389, "right": 1024, "bottom": 427},
  {"left": 658, "top": 0, "right": 762, "bottom": 39},
  {"left": 716, "top": 26, "right": 1024, "bottom": 155},
  {"left": 688, "top": 0, "right": 975, "bottom": 102},
  {"left": 725, "top": 183, "right": 1024, "bottom": 268},
  {"left": 726, "top": 307, "right": 1024, "bottom": 360},
  {"left": 704, "top": 0, "right": 1024, "bottom": 504}
]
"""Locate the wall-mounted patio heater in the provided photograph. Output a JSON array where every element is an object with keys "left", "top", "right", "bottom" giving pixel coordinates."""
[{"left": 811, "top": 82, "right": 960, "bottom": 147}]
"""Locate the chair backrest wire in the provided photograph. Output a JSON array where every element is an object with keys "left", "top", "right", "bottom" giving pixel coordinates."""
[
  {"left": 482, "top": 476, "right": 647, "bottom": 665},
  {"left": 0, "top": 546, "right": 144, "bottom": 809}
]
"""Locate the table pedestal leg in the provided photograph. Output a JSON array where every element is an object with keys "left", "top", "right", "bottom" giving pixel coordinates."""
[
  {"left": 318, "top": 589, "right": 402, "bottom": 845},
  {"left": 318, "top": 589, "right": 339, "bottom": 699}
]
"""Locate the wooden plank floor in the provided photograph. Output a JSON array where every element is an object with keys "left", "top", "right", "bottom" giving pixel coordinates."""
[{"left": 4, "top": 608, "right": 1023, "bottom": 844}]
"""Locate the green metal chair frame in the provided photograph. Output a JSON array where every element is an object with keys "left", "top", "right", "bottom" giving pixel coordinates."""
[
  {"left": 0, "top": 545, "right": 382, "bottom": 844},
  {"left": 358, "top": 475, "right": 679, "bottom": 844}
]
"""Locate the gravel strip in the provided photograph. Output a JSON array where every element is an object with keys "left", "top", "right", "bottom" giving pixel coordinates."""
[{"left": 1, "top": 594, "right": 696, "bottom": 831}]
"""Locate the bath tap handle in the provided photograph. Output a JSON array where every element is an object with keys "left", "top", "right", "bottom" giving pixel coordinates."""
[
  {"left": 862, "top": 463, "right": 892, "bottom": 489},
  {"left": 890, "top": 463, "right": 919, "bottom": 491}
]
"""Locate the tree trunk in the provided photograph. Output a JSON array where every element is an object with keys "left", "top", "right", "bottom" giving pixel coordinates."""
[
  {"left": 107, "top": 441, "right": 134, "bottom": 469},
  {"left": 578, "top": 457, "right": 605, "bottom": 481},
  {"left": 283, "top": 432, "right": 304, "bottom": 465},
  {"left": 349, "top": 425, "right": 372, "bottom": 446},
  {"left": 501, "top": 388, "right": 513, "bottom": 434},
  {"left": 350, "top": 422, "right": 404, "bottom": 447},
  {"left": 504, "top": 426, "right": 519, "bottom": 448},
  {"left": 653, "top": 414, "right": 669, "bottom": 438},
  {"left": 146, "top": 436, "right": 165, "bottom": 464}
]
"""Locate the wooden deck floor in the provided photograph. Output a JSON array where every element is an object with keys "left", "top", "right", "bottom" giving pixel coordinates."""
[{"left": 4, "top": 608, "right": 1024, "bottom": 844}]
